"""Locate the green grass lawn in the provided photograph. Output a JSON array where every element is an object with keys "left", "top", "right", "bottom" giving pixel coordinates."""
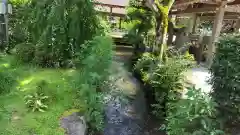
[{"left": 0, "top": 54, "right": 84, "bottom": 135}]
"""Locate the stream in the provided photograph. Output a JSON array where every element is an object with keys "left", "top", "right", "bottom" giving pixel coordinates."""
[{"left": 103, "top": 45, "right": 147, "bottom": 135}]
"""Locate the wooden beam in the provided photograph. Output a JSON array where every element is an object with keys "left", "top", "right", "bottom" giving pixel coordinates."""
[
  {"left": 225, "top": 5, "right": 240, "bottom": 13},
  {"left": 228, "top": 0, "right": 240, "bottom": 5},
  {"left": 200, "top": 15, "right": 239, "bottom": 20},
  {"left": 197, "top": 12, "right": 240, "bottom": 16},
  {"left": 174, "top": 0, "right": 203, "bottom": 8},
  {"left": 98, "top": 11, "right": 126, "bottom": 17},
  {"left": 170, "top": 6, "right": 217, "bottom": 14},
  {"left": 235, "top": 19, "right": 240, "bottom": 32},
  {"left": 192, "top": 13, "right": 200, "bottom": 33},
  {"left": 95, "top": 3, "right": 125, "bottom": 8}
]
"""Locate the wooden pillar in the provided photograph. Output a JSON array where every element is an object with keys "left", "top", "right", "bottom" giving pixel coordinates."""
[
  {"left": 192, "top": 14, "right": 200, "bottom": 34},
  {"left": 186, "top": 13, "right": 196, "bottom": 34},
  {"left": 119, "top": 18, "right": 122, "bottom": 29},
  {"left": 110, "top": 7, "right": 112, "bottom": 14},
  {"left": 167, "top": 15, "right": 176, "bottom": 45},
  {"left": 235, "top": 19, "right": 240, "bottom": 32},
  {"left": 207, "top": 1, "right": 227, "bottom": 67}
]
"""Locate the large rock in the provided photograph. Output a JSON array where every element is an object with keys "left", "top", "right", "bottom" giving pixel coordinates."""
[{"left": 60, "top": 111, "right": 87, "bottom": 135}]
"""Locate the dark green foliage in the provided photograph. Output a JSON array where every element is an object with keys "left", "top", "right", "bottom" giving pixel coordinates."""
[
  {"left": 9, "top": 1, "right": 32, "bottom": 50},
  {"left": 13, "top": 0, "right": 105, "bottom": 67},
  {"left": 78, "top": 36, "right": 114, "bottom": 75},
  {"left": 210, "top": 34, "right": 240, "bottom": 124},
  {"left": 124, "top": 0, "right": 155, "bottom": 61},
  {"left": 14, "top": 43, "right": 35, "bottom": 63},
  {"left": 166, "top": 87, "right": 224, "bottom": 135},
  {"left": 148, "top": 56, "right": 193, "bottom": 117},
  {"left": 134, "top": 52, "right": 156, "bottom": 74},
  {"left": 73, "top": 36, "right": 114, "bottom": 132},
  {"left": 0, "top": 71, "right": 16, "bottom": 94},
  {"left": 134, "top": 53, "right": 194, "bottom": 117}
]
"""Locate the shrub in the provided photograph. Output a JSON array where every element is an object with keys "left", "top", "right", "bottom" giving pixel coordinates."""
[
  {"left": 134, "top": 52, "right": 194, "bottom": 117},
  {"left": 146, "top": 56, "right": 193, "bottom": 117},
  {"left": 165, "top": 87, "right": 224, "bottom": 135},
  {"left": 134, "top": 52, "right": 156, "bottom": 74},
  {"left": 0, "top": 71, "right": 16, "bottom": 94},
  {"left": 73, "top": 36, "right": 114, "bottom": 133},
  {"left": 76, "top": 36, "right": 114, "bottom": 79},
  {"left": 14, "top": 43, "right": 35, "bottom": 63},
  {"left": 210, "top": 34, "right": 240, "bottom": 124},
  {"left": 22, "top": 0, "right": 104, "bottom": 67}
]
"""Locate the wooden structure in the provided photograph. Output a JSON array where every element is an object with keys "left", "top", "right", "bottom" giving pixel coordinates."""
[
  {"left": 94, "top": 0, "right": 240, "bottom": 66},
  {"left": 171, "top": 0, "right": 240, "bottom": 66},
  {"left": 95, "top": 0, "right": 129, "bottom": 30}
]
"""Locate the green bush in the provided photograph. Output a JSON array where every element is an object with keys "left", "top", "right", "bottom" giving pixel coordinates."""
[
  {"left": 0, "top": 71, "right": 16, "bottom": 94},
  {"left": 23, "top": 0, "right": 104, "bottom": 67},
  {"left": 165, "top": 87, "right": 224, "bottom": 135},
  {"left": 134, "top": 52, "right": 156, "bottom": 74},
  {"left": 77, "top": 36, "right": 114, "bottom": 78},
  {"left": 148, "top": 56, "right": 193, "bottom": 117},
  {"left": 210, "top": 34, "right": 240, "bottom": 124},
  {"left": 73, "top": 36, "right": 114, "bottom": 133},
  {"left": 14, "top": 43, "right": 35, "bottom": 63},
  {"left": 134, "top": 53, "right": 194, "bottom": 118}
]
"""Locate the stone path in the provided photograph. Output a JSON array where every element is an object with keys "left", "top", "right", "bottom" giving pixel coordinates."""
[{"left": 184, "top": 65, "right": 212, "bottom": 94}]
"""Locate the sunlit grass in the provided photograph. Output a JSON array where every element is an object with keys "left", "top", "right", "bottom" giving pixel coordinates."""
[{"left": 0, "top": 55, "right": 83, "bottom": 135}]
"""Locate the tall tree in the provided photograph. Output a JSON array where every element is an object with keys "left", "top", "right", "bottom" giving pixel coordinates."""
[
  {"left": 126, "top": 0, "right": 175, "bottom": 61},
  {"left": 145, "top": 0, "right": 175, "bottom": 60}
]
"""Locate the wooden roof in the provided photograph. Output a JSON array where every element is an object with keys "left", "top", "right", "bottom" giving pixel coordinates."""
[
  {"left": 172, "top": 0, "right": 240, "bottom": 20},
  {"left": 95, "top": 0, "right": 240, "bottom": 19},
  {"left": 95, "top": 0, "right": 129, "bottom": 17},
  {"left": 96, "top": 0, "right": 129, "bottom": 7}
]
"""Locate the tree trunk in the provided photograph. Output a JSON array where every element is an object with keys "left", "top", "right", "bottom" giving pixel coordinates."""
[
  {"left": 167, "top": 21, "right": 174, "bottom": 46},
  {"left": 159, "top": 14, "right": 168, "bottom": 60},
  {"left": 154, "top": 15, "right": 162, "bottom": 54}
]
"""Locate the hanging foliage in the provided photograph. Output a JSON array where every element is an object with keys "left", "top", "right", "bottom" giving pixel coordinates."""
[{"left": 18, "top": 0, "right": 105, "bottom": 67}]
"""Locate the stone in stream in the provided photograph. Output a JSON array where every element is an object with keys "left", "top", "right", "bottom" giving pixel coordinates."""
[{"left": 60, "top": 110, "right": 87, "bottom": 135}]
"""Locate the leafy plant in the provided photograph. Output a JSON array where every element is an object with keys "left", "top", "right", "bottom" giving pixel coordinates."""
[
  {"left": 0, "top": 71, "right": 16, "bottom": 94},
  {"left": 24, "top": 92, "right": 49, "bottom": 112},
  {"left": 165, "top": 87, "right": 224, "bottom": 135},
  {"left": 210, "top": 34, "right": 240, "bottom": 124},
  {"left": 14, "top": 43, "right": 35, "bottom": 63},
  {"left": 8, "top": 0, "right": 31, "bottom": 51},
  {"left": 79, "top": 83, "right": 104, "bottom": 134},
  {"left": 147, "top": 56, "right": 193, "bottom": 117},
  {"left": 72, "top": 36, "right": 113, "bottom": 133},
  {"left": 134, "top": 52, "right": 157, "bottom": 74}
]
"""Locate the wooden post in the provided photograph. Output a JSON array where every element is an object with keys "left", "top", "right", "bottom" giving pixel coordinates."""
[
  {"left": 186, "top": 13, "right": 196, "bottom": 34},
  {"left": 4, "top": 0, "right": 8, "bottom": 47},
  {"left": 110, "top": 7, "right": 112, "bottom": 14},
  {"left": 235, "top": 19, "right": 240, "bottom": 32},
  {"left": 192, "top": 14, "right": 200, "bottom": 33},
  {"left": 207, "top": 1, "right": 227, "bottom": 67},
  {"left": 119, "top": 17, "right": 122, "bottom": 29}
]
